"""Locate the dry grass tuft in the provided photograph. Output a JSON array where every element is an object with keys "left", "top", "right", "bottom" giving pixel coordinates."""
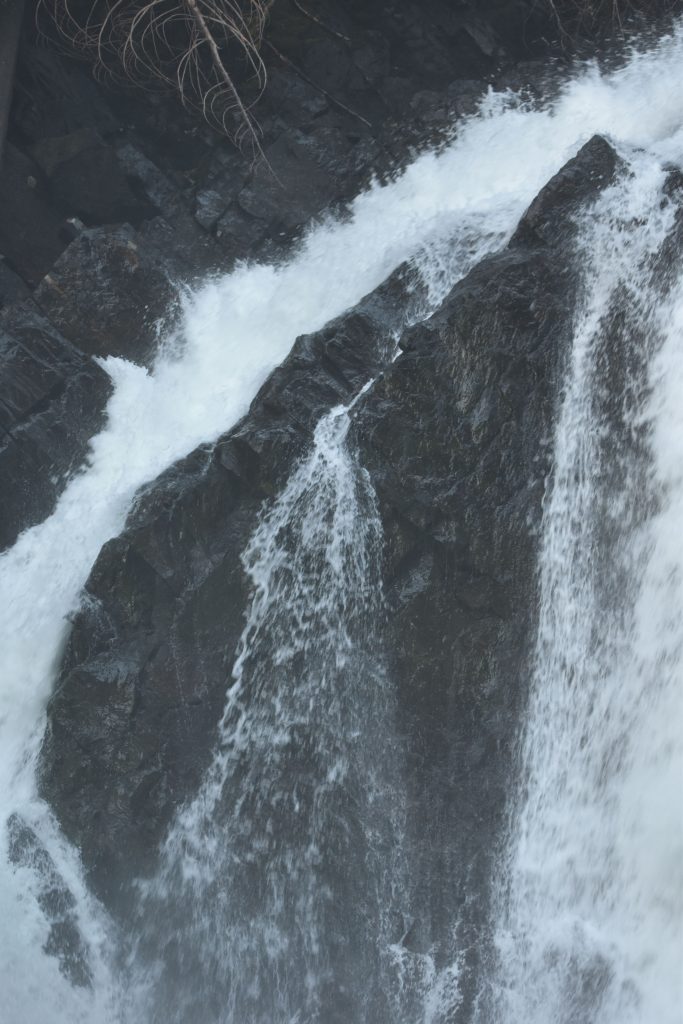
[
  {"left": 37, "top": 0, "right": 272, "bottom": 154},
  {"left": 544, "top": 0, "right": 679, "bottom": 39}
]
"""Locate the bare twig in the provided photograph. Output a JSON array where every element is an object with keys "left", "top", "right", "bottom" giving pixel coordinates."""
[
  {"left": 265, "top": 39, "right": 372, "bottom": 129},
  {"left": 183, "top": 0, "right": 264, "bottom": 155},
  {"left": 291, "top": 0, "right": 350, "bottom": 44},
  {"left": 37, "top": 0, "right": 271, "bottom": 153},
  {"left": 543, "top": 0, "right": 669, "bottom": 40}
]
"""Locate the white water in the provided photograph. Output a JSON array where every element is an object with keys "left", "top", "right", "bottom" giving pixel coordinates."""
[
  {"left": 484, "top": 107, "right": 683, "bottom": 1024},
  {"left": 1, "top": 24, "right": 683, "bottom": 1023},
  {"left": 126, "top": 401, "right": 406, "bottom": 1024}
]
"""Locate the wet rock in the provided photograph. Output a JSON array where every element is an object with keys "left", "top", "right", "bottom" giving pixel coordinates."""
[
  {"left": 512, "top": 133, "right": 621, "bottom": 246},
  {"left": 33, "top": 225, "right": 180, "bottom": 365},
  {"left": 349, "top": 134, "right": 620, "bottom": 1012},
  {"left": 193, "top": 188, "right": 227, "bottom": 232},
  {"left": 237, "top": 133, "right": 335, "bottom": 229},
  {"left": 7, "top": 814, "right": 92, "bottom": 988},
  {"left": 39, "top": 141, "right": 619, "bottom": 924},
  {"left": 0, "top": 303, "right": 111, "bottom": 551},
  {"left": 215, "top": 202, "right": 268, "bottom": 254},
  {"left": 39, "top": 265, "right": 417, "bottom": 904}
]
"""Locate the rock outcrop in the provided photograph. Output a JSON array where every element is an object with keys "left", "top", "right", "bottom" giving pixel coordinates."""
[
  {"left": 352, "top": 134, "right": 619, "bottom": 1011},
  {"left": 0, "top": 303, "right": 111, "bottom": 551},
  {"left": 40, "top": 136, "right": 619, "bottom": 941},
  {"left": 40, "top": 266, "right": 417, "bottom": 902}
]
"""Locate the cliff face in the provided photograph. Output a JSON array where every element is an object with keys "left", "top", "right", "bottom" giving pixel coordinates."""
[
  {"left": 40, "top": 267, "right": 416, "bottom": 902},
  {"left": 39, "top": 136, "right": 618, "bottom": 981},
  {"left": 0, "top": 1, "right": 661, "bottom": 1014},
  {"left": 352, "top": 136, "right": 619, "bottom": 1007}
]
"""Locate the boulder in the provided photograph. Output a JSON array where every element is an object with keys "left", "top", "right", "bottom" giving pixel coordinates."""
[
  {"left": 33, "top": 225, "right": 180, "bottom": 365},
  {"left": 0, "top": 302, "right": 111, "bottom": 551}
]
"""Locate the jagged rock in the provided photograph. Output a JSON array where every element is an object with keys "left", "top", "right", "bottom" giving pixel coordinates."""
[
  {"left": 39, "top": 265, "right": 417, "bottom": 903},
  {"left": 512, "top": 133, "right": 619, "bottom": 246},
  {"left": 349, "top": 134, "right": 620, "bottom": 1012},
  {"left": 193, "top": 188, "right": 227, "bottom": 232},
  {"left": 0, "top": 303, "right": 111, "bottom": 551},
  {"left": 7, "top": 813, "right": 92, "bottom": 989},
  {"left": 237, "top": 133, "right": 335, "bottom": 229},
  {"left": 39, "top": 140, "right": 618, "bottom": 923},
  {"left": 33, "top": 225, "right": 180, "bottom": 365}
]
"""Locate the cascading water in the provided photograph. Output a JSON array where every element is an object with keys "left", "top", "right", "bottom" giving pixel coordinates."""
[
  {"left": 0, "top": 92, "right": 521, "bottom": 1024},
  {"left": 1, "top": 23, "right": 683, "bottom": 1024},
  {"left": 483, "top": 108, "right": 683, "bottom": 1024},
  {"left": 127, "top": 399, "right": 407, "bottom": 1024}
]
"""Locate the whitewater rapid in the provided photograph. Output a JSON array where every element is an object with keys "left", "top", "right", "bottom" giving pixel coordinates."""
[
  {"left": 479, "top": 142, "right": 683, "bottom": 1024},
  {"left": 1, "top": 23, "right": 683, "bottom": 1023}
]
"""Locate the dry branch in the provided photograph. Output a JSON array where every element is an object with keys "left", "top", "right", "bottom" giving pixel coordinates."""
[
  {"left": 544, "top": 0, "right": 678, "bottom": 38},
  {"left": 37, "top": 0, "right": 271, "bottom": 153}
]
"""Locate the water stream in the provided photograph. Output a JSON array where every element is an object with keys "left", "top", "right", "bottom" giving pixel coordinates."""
[
  {"left": 483, "top": 144, "right": 683, "bottom": 1024},
  {"left": 1, "top": 24, "right": 683, "bottom": 1024}
]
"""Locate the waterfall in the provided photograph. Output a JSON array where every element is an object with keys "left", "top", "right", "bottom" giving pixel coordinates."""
[
  {"left": 1, "top": 23, "right": 683, "bottom": 1024},
  {"left": 126, "top": 400, "right": 407, "bottom": 1024},
  {"left": 484, "top": 112, "right": 683, "bottom": 1024}
]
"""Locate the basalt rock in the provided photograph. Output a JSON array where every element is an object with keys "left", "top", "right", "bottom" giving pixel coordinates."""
[
  {"left": 40, "top": 138, "right": 619, "bottom": 923},
  {"left": 33, "top": 225, "right": 181, "bottom": 366}
]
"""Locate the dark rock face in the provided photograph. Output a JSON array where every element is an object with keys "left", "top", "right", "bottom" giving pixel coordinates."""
[
  {"left": 40, "top": 268, "right": 415, "bottom": 903},
  {"left": 0, "top": 0, "right": 546, "bottom": 550},
  {"left": 30, "top": 129, "right": 157, "bottom": 228},
  {"left": 0, "top": 142, "right": 68, "bottom": 288},
  {"left": 33, "top": 225, "right": 180, "bottom": 365},
  {"left": 0, "top": 302, "right": 111, "bottom": 551},
  {"left": 40, "top": 136, "right": 618, "bottom": 933},
  {"left": 351, "top": 134, "right": 619, "bottom": 1011}
]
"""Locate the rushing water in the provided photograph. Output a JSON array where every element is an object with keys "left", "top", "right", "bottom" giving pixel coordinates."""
[
  {"left": 1, "top": 24, "right": 683, "bottom": 1024},
  {"left": 127, "top": 400, "right": 408, "bottom": 1024},
  {"left": 483, "top": 107, "right": 683, "bottom": 1024}
]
